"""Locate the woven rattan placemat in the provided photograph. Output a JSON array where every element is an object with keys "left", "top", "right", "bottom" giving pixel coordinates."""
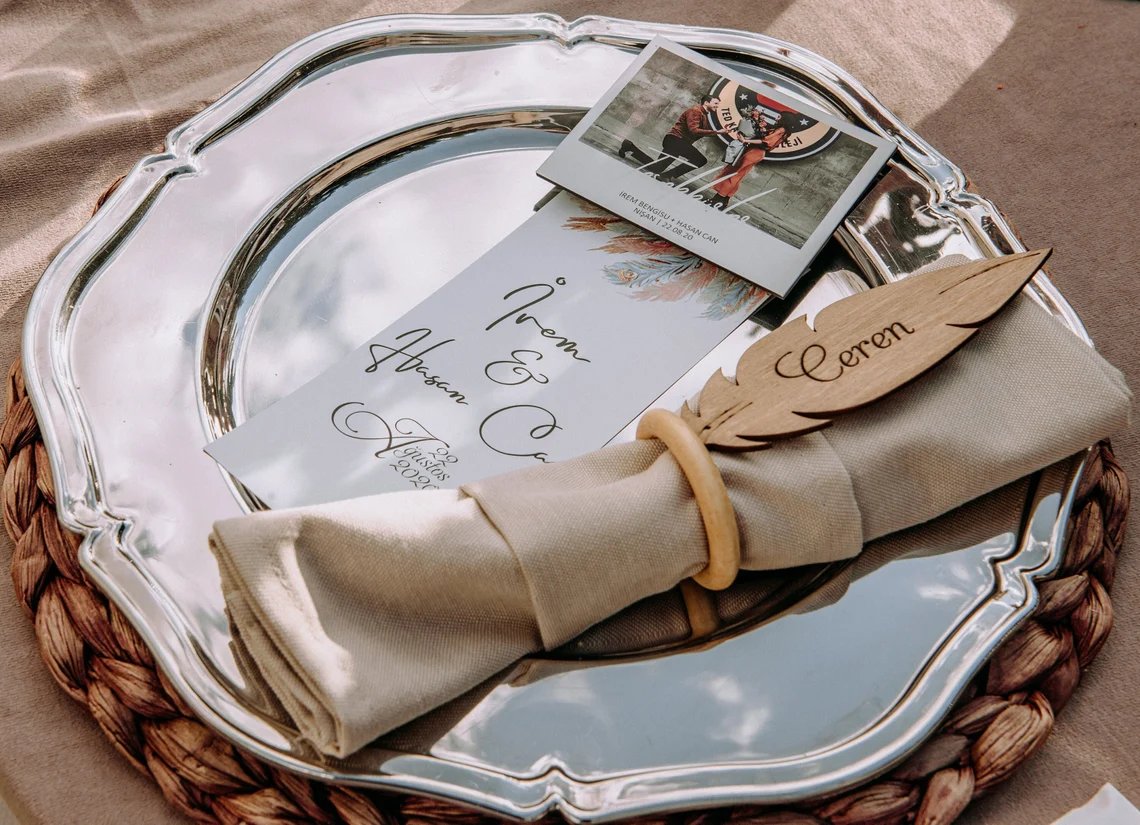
[{"left": 0, "top": 198, "right": 1129, "bottom": 825}]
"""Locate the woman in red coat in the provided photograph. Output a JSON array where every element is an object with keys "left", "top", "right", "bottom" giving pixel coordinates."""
[{"left": 704, "top": 108, "right": 786, "bottom": 211}]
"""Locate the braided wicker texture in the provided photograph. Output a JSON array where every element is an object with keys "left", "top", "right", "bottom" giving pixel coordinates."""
[{"left": 1, "top": 358, "right": 1129, "bottom": 823}]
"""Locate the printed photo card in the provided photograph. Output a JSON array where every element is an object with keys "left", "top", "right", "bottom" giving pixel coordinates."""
[{"left": 538, "top": 38, "right": 896, "bottom": 296}]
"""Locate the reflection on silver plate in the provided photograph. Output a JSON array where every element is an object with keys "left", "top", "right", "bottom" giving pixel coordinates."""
[{"left": 24, "top": 14, "right": 1090, "bottom": 823}]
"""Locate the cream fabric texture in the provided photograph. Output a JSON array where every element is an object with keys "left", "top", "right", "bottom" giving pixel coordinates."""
[{"left": 210, "top": 296, "right": 1131, "bottom": 757}]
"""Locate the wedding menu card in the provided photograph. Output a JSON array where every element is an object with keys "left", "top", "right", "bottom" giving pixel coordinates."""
[
  {"left": 206, "top": 192, "right": 766, "bottom": 508},
  {"left": 538, "top": 38, "right": 896, "bottom": 297}
]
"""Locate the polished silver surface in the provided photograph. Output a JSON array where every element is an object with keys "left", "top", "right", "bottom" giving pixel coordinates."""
[{"left": 24, "top": 14, "right": 1089, "bottom": 822}]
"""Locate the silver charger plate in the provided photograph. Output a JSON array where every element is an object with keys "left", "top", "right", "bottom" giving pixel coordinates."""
[{"left": 24, "top": 13, "right": 1090, "bottom": 823}]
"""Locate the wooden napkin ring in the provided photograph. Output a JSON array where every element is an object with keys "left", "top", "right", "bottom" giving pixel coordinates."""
[{"left": 636, "top": 408, "right": 741, "bottom": 591}]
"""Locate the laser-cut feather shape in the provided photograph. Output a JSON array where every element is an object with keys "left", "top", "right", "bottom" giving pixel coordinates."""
[{"left": 682, "top": 249, "right": 1052, "bottom": 450}]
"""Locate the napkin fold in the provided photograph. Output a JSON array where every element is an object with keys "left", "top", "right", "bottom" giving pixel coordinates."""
[{"left": 211, "top": 293, "right": 1131, "bottom": 757}]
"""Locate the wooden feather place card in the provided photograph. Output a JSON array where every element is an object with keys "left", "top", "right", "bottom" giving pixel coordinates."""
[{"left": 682, "top": 249, "right": 1054, "bottom": 449}]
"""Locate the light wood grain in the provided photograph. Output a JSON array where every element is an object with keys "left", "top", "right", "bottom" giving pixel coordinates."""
[
  {"left": 636, "top": 408, "right": 740, "bottom": 590},
  {"left": 682, "top": 250, "right": 1051, "bottom": 450}
]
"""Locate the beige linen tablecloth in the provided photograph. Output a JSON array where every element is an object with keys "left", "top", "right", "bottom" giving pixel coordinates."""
[{"left": 0, "top": 1, "right": 1136, "bottom": 823}]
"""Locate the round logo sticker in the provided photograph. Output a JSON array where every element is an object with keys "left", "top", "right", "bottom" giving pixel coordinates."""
[{"left": 706, "top": 79, "right": 838, "bottom": 161}]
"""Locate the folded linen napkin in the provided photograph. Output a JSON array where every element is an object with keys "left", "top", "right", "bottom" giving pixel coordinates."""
[{"left": 210, "top": 292, "right": 1131, "bottom": 757}]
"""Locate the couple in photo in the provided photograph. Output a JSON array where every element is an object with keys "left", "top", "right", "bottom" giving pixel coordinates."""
[{"left": 618, "top": 93, "right": 786, "bottom": 211}]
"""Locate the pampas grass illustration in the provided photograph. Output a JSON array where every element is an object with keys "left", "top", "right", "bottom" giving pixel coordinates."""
[{"left": 563, "top": 200, "right": 767, "bottom": 320}]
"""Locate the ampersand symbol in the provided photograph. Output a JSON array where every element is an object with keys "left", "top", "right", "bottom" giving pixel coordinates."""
[{"left": 484, "top": 349, "right": 550, "bottom": 386}]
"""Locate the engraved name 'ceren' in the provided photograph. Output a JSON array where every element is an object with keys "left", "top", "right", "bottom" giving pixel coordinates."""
[
  {"left": 774, "top": 321, "right": 917, "bottom": 383},
  {"left": 365, "top": 328, "right": 469, "bottom": 405}
]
